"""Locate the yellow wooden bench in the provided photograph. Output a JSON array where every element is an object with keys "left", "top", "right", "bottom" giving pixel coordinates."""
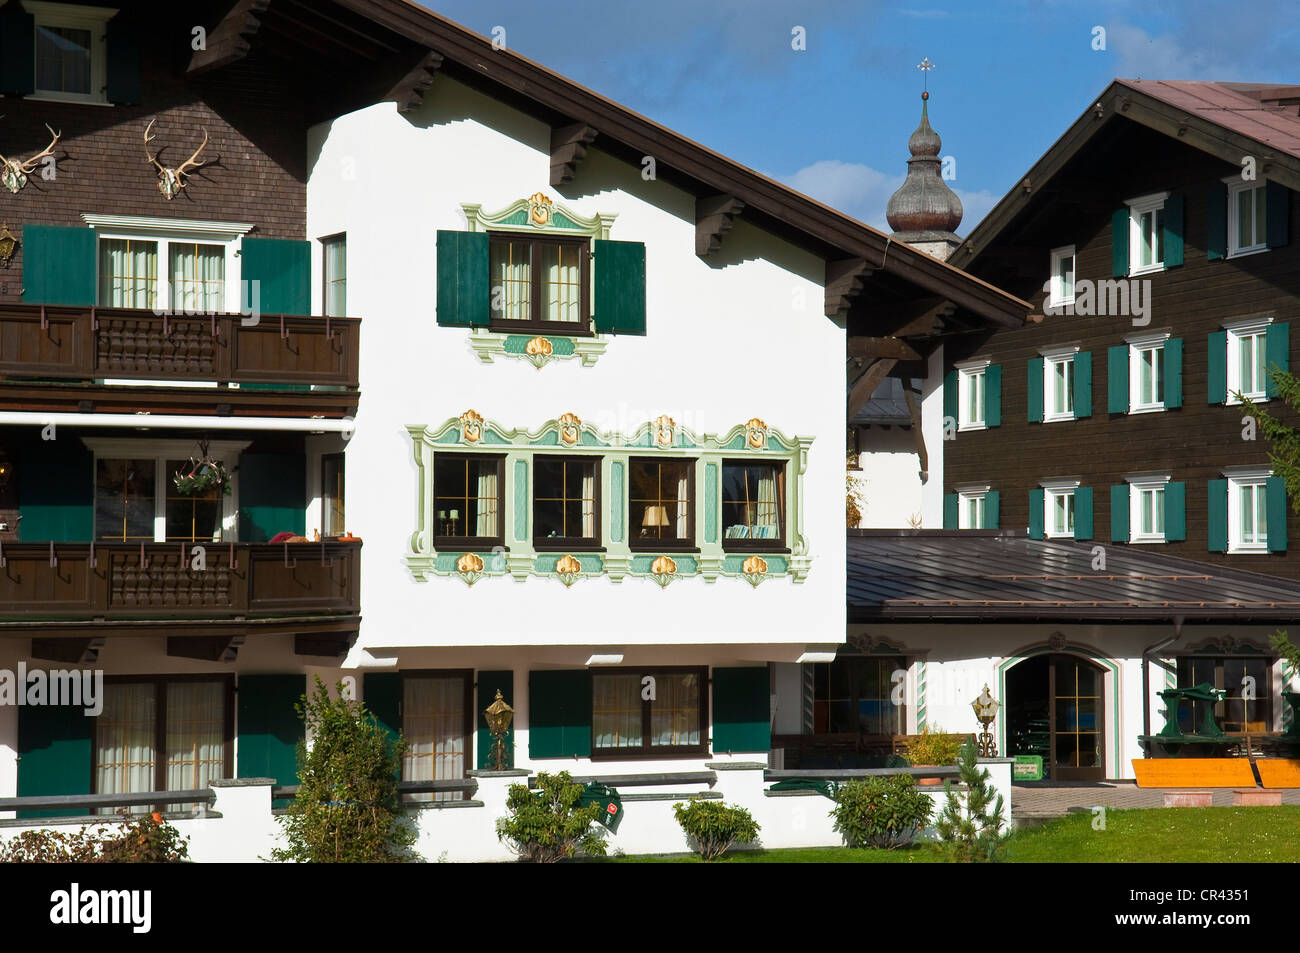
[{"left": 1132, "top": 758, "right": 1256, "bottom": 788}]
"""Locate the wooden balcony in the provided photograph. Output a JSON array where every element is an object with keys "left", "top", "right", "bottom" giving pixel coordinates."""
[
  {"left": 0, "top": 305, "right": 359, "bottom": 418},
  {"left": 0, "top": 541, "right": 361, "bottom": 649}
]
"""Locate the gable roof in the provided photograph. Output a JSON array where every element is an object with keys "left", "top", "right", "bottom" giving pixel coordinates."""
[
  {"left": 950, "top": 79, "right": 1300, "bottom": 270},
  {"left": 847, "top": 530, "right": 1300, "bottom": 622}
]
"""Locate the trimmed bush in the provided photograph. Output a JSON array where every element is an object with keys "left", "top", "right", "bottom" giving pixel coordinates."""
[
  {"left": 672, "top": 800, "right": 760, "bottom": 860},
  {"left": 1, "top": 811, "right": 189, "bottom": 863},
  {"left": 831, "top": 774, "right": 934, "bottom": 849},
  {"left": 497, "top": 771, "right": 608, "bottom": 863}
]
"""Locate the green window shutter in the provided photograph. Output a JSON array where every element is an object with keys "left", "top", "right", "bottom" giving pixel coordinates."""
[
  {"left": 105, "top": 14, "right": 141, "bottom": 104},
  {"left": 942, "top": 493, "right": 958, "bottom": 529},
  {"left": 1110, "top": 484, "right": 1130, "bottom": 542},
  {"left": 363, "top": 673, "right": 402, "bottom": 742},
  {"left": 237, "top": 675, "right": 304, "bottom": 788},
  {"left": 1267, "top": 477, "right": 1288, "bottom": 553},
  {"left": 712, "top": 667, "right": 770, "bottom": 753},
  {"left": 240, "top": 238, "right": 311, "bottom": 315},
  {"left": 528, "top": 670, "right": 591, "bottom": 758},
  {"left": 1207, "top": 479, "right": 1228, "bottom": 552},
  {"left": 0, "top": 4, "right": 34, "bottom": 96},
  {"left": 237, "top": 453, "right": 305, "bottom": 542},
  {"left": 1207, "top": 331, "right": 1228, "bottom": 404},
  {"left": 1107, "top": 345, "right": 1129, "bottom": 413},
  {"left": 1164, "top": 338, "right": 1183, "bottom": 409},
  {"left": 1164, "top": 481, "right": 1186, "bottom": 542},
  {"left": 942, "top": 370, "right": 958, "bottom": 424},
  {"left": 984, "top": 364, "right": 1002, "bottom": 427},
  {"left": 1026, "top": 357, "right": 1044, "bottom": 422},
  {"left": 1163, "top": 193, "right": 1185, "bottom": 267},
  {"left": 435, "top": 230, "right": 489, "bottom": 327},
  {"left": 21, "top": 225, "right": 96, "bottom": 305},
  {"left": 1073, "top": 350, "right": 1092, "bottom": 418},
  {"left": 17, "top": 704, "right": 92, "bottom": 818},
  {"left": 1266, "top": 182, "right": 1290, "bottom": 249},
  {"left": 593, "top": 239, "right": 647, "bottom": 335},
  {"left": 985, "top": 490, "right": 1000, "bottom": 529},
  {"left": 1111, "top": 208, "right": 1129, "bottom": 276},
  {"left": 1028, "top": 488, "right": 1044, "bottom": 539},
  {"left": 1075, "top": 486, "right": 1094, "bottom": 540},
  {"left": 1266, "top": 322, "right": 1289, "bottom": 397},
  {"left": 1207, "top": 182, "right": 1228, "bottom": 261},
  {"left": 476, "top": 670, "right": 514, "bottom": 769},
  {"left": 19, "top": 444, "right": 93, "bottom": 542}
]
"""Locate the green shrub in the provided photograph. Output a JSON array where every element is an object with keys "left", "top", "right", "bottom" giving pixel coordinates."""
[
  {"left": 672, "top": 800, "right": 760, "bottom": 860},
  {"left": 936, "top": 738, "right": 1010, "bottom": 862},
  {"left": 497, "top": 771, "right": 608, "bottom": 863},
  {"left": 1, "top": 811, "right": 188, "bottom": 863},
  {"left": 830, "top": 774, "right": 934, "bottom": 849},
  {"left": 906, "top": 725, "right": 965, "bottom": 766}
]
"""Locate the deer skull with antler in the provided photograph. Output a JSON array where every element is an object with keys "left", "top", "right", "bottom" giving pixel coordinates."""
[
  {"left": 0, "top": 124, "right": 61, "bottom": 194},
  {"left": 144, "top": 119, "right": 209, "bottom": 200}
]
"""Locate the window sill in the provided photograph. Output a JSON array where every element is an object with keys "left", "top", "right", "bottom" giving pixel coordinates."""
[
  {"left": 1043, "top": 413, "right": 1075, "bottom": 423},
  {"left": 534, "top": 542, "right": 605, "bottom": 553},
  {"left": 1048, "top": 297, "right": 1076, "bottom": 310},
  {"left": 629, "top": 544, "right": 700, "bottom": 554},
  {"left": 1129, "top": 537, "right": 1167, "bottom": 545},
  {"left": 1226, "top": 394, "right": 1267, "bottom": 406},
  {"left": 957, "top": 422, "right": 987, "bottom": 432},
  {"left": 25, "top": 92, "right": 112, "bottom": 107},
  {"left": 1227, "top": 246, "right": 1269, "bottom": 260},
  {"left": 1129, "top": 264, "right": 1165, "bottom": 278},
  {"left": 1128, "top": 404, "right": 1166, "bottom": 415},
  {"left": 488, "top": 320, "right": 595, "bottom": 338},
  {"left": 590, "top": 748, "right": 710, "bottom": 762},
  {"left": 1228, "top": 546, "right": 1269, "bottom": 554},
  {"left": 433, "top": 540, "right": 507, "bottom": 552},
  {"left": 1045, "top": 533, "right": 1076, "bottom": 540},
  {"left": 721, "top": 543, "right": 790, "bottom": 554}
]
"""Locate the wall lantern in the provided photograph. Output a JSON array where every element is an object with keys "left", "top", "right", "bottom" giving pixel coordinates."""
[{"left": 484, "top": 689, "right": 514, "bottom": 770}]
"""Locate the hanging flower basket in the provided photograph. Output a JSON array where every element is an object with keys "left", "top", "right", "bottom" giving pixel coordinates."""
[{"left": 173, "top": 451, "right": 233, "bottom": 497}]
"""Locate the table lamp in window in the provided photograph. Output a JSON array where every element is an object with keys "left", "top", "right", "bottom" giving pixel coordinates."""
[{"left": 641, "top": 505, "right": 669, "bottom": 538}]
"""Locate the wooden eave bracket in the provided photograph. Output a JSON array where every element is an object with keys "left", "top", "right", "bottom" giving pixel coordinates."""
[
  {"left": 390, "top": 50, "right": 444, "bottom": 113},
  {"left": 31, "top": 636, "right": 105, "bottom": 664},
  {"left": 847, "top": 336, "right": 921, "bottom": 362},
  {"left": 294, "top": 631, "right": 357, "bottom": 658},
  {"left": 166, "top": 634, "right": 246, "bottom": 663},
  {"left": 186, "top": 0, "right": 271, "bottom": 76},
  {"left": 824, "top": 258, "right": 874, "bottom": 317},
  {"left": 550, "top": 122, "right": 598, "bottom": 186},
  {"left": 846, "top": 357, "right": 898, "bottom": 420},
  {"left": 695, "top": 194, "right": 745, "bottom": 258}
]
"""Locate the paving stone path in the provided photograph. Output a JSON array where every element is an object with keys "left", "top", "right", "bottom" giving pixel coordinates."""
[{"left": 1012, "top": 783, "right": 1300, "bottom": 817}]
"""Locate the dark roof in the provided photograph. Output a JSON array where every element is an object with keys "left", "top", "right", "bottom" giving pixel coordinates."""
[
  {"left": 848, "top": 376, "right": 918, "bottom": 426},
  {"left": 847, "top": 530, "right": 1300, "bottom": 622},
  {"left": 1124, "top": 81, "right": 1300, "bottom": 161}
]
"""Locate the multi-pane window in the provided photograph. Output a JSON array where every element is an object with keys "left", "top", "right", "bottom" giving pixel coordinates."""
[
  {"left": 95, "top": 459, "right": 156, "bottom": 541},
  {"left": 1048, "top": 245, "right": 1075, "bottom": 308},
  {"left": 36, "top": 22, "right": 91, "bottom": 96},
  {"left": 533, "top": 455, "right": 600, "bottom": 548},
  {"left": 1045, "top": 353, "right": 1074, "bottom": 421},
  {"left": 722, "top": 461, "right": 785, "bottom": 547},
  {"left": 402, "top": 673, "right": 471, "bottom": 803},
  {"left": 1130, "top": 480, "right": 1167, "bottom": 542},
  {"left": 1228, "top": 327, "right": 1268, "bottom": 401},
  {"left": 322, "top": 454, "right": 346, "bottom": 537},
  {"left": 1228, "top": 476, "right": 1269, "bottom": 552},
  {"left": 812, "top": 655, "right": 907, "bottom": 736},
  {"left": 958, "top": 364, "right": 986, "bottom": 429},
  {"left": 98, "top": 235, "right": 232, "bottom": 312},
  {"left": 100, "top": 239, "right": 159, "bottom": 309},
  {"left": 1046, "top": 487, "right": 1075, "bottom": 538},
  {"left": 958, "top": 491, "right": 987, "bottom": 530},
  {"left": 432, "top": 454, "right": 504, "bottom": 547},
  {"left": 629, "top": 458, "right": 694, "bottom": 549},
  {"left": 489, "top": 234, "right": 589, "bottom": 331},
  {"left": 1128, "top": 193, "right": 1167, "bottom": 275},
  {"left": 164, "top": 458, "right": 221, "bottom": 542},
  {"left": 1130, "top": 341, "right": 1165, "bottom": 411},
  {"left": 1176, "top": 656, "right": 1273, "bottom": 734},
  {"left": 322, "top": 234, "right": 347, "bottom": 317},
  {"left": 169, "top": 243, "right": 225, "bottom": 313},
  {"left": 592, "top": 669, "right": 705, "bottom": 758},
  {"left": 1228, "top": 180, "right": 1268, "bottom": 256}
]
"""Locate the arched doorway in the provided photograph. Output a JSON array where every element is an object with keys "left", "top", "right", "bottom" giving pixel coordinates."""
[{"left": 1005, "top": 653, "right": 1106, "bottom": 781}]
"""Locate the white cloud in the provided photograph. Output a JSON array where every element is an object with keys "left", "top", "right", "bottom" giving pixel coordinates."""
[{"left": 1105, "top": 21, "right": 1240, "bottom": 81}]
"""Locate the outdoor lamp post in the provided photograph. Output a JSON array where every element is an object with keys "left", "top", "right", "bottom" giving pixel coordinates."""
[
  {"left": 484, "top": 689, "right": 515, "bottom": 770},
  {"left": 971, "top": 683, "right": 1001, "bottom": 757}
]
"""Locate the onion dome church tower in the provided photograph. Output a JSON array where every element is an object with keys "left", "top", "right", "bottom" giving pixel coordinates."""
[{"left": 885, "top": 89, "right": 964, "bottom": 261}]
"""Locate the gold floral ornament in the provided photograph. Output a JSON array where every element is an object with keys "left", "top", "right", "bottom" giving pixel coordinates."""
[
  {"left": 460, "top": 409, "right": 484, "bottom": 443},
  {"left": 650, "top": 554, "right": 677, "bottom": 588},
  {"left": 654, "top": 415, "right": 675, "bottom": 447},
  {"left": 558, "top": 412, "right": 582, "bottom": 445},
  {"left": 741, "top": 555, "right": 768, "bottom": 587},
  {"left": 528, "top": 191, "right": 553, "bottom": 226},
  {"left": 456, "top": 552, "right": 484, "bottom": 586},
  {"left": 555, "top": 553, "right": 583, "bottom": 587},
  {"left": 524, "top": 335, "right": 554, "bottom": 369},
  {"left": 745, "top": 417, "right": 768, "bottom": 450}
]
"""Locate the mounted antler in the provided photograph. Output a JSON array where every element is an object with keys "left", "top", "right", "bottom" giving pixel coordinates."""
[
  {"left": 0, "top": 123, "right": 61, "bottom": 194},
  {"left": 144, "top": 119, "right": 210, "bottom": 200}
]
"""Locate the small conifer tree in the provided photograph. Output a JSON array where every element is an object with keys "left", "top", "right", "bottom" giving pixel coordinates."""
[{"left": 935, "top": 738, "right": 1010, "bottom": 862}]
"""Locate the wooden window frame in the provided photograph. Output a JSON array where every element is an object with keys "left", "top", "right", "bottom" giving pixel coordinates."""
[
  {"left": 957, "top": 488, "right": 988, "bottom": 530},
  {"left": 398, "top": 669, "right": 474, "bottom": 801},
  {"left": 955, "top": 360, "right": 989, "bottom": 431},
  {"left": 320, "top": 232, "right": 347, "bottom": 318},
  {"left": 627, "top": 456, "right": 696, "bottom": 552},
  {"left": 321, "top": 452, "right": 345, "bottom": 538},
  {"left": 487, "top": 230, "right": 593, "bottom": 337},
  {"left": 1175, "top": 655, "right": 1275, "bottom": 734},
  {"left": 1226, "top": 177, "right": 1269, "bottom": 258},
  {"left": 29, "top": 1, "right": 111, "bottom": 105},
  {"left": 813, "top": 655, "right": 908, "bottom": 737},
  {"left": 432, "top": 452, "right": 506, "bottom": 551},
  {"left": 532, "top": 454, "right": 602, "bottom": 552},
  {"left": 1227, "top": 471, "right": 1270, "bottom": 554},
  {"left": 590, "top": 666, "right": 709, "bottom": 761},
  {"left": 1226, "top": 322, "right": 1270, "bottom": 404},
  {"left": 1126, "top": 191, "right": 1169, "bottom": 277},
  {"left": 1043, "top": 349, "right": 1077, "bottom": 422},
  {"left": 1043, "top": 483, "right": 1078, "bottom": 539},
  {"left": 1127, "top": 336, "right": 1168, "bottom": 414},
  {"left": 720, "top": 458, "right": 788, "bottom": 553},
  {"left": 1128, "top": 476, "right": 1169, "bottom": 544},
  {"left": 1048, "top": 244, "right": 1075, "bottom": 308}
]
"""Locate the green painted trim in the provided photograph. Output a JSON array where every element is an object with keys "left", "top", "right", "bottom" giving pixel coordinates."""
[
  {"left": 468, "top": 329, "right": 609, "bottom": 368},
  {"left": 610, "top": 460, "right": 625, "bottom": 543},
  {"left": 704, "top": 463, "right": 719, "bottom": 544},
  {"left": 513, "top": 459, "right": 528, "bottom": 543},
  {"left": 916, "top": 659, "right": 927, "bottom": 732},
  {"left": 461, "top": 196, "right": 616, "bottom": 239}
]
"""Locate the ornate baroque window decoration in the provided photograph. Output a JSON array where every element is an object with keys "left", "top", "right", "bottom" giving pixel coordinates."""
[
  {"left": 461, "top": 193, "right": 618, "bottom": 369},
  {"left": 405, "top": 411, "right": 813, "bottom": 586}
]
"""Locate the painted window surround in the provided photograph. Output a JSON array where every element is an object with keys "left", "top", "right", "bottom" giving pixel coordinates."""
[
  {"left": 461, "top": 193, "right": 616, "bottom": 368},
  {"left": 405, "top": 411, "right": 812, "bottom": 586},
  {"left": 1126, "top": 190, "right": 1169, "bottom": 277}
]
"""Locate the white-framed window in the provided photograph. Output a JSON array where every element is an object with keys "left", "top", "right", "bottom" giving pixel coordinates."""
[
  {"left": 1126, "top": 191, "right": 1169, "bottom": 276},
  {"left": 1227, "top": 469, "right": 1270, "bottom": 553},
  {"left": 957, "top": 486, "right": 990, "bottom": 529},
  {"left": 1128, "top": 475, "right": 1170, "bottom": 543},
  {"left": 27, "top": 2, "right": 115, "bottom": 105},
  {"left": 1226, "top": 176, "right": 1268, "bottom": 258},
  {"left": 1226, "top": 318, "right": 1271, "bottom": 403},
  {"left": 1128, "top": 333, "right": 1168, "bottom": 413},
  {"left": 1049, "top": 244, "right": 1075, "bottom": 308},
  {"left": 956, "top": 360, "right": 989, "bottom": 431},
  {"left": 1042, "top": 481, "right": 1079, "bottom": 539},
  {"left": 1043, "top": 347, "right": 1077, "bottom": 422}
]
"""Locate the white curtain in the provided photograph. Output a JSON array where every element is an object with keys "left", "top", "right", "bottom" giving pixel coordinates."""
[
  {"left": 99, "top": 239, "right": 158, "bottom": 309},
  {"left": 491, "top": 241, "right": 530, "bottom": 321},
  {"left": 324, "top": 238, "right": 347, "bottom": 317},
  {"left": 755, "top": 470, "right": 780, "bottom": 538},
  {"left": 475, "top": 468, "right": 498, "bottom": 537},
  {"left": 95, "top": 684, "right": 156, "bottom": 812},
  {"left": 403, "top": 678, "right": 465, "bottom": 803},
  {"left": 170, "top": 244, "right": 225, "bottom": 314},
  {"left": 674, "top": 471, "right": 690, "bottom": 540},
  {"left": 651, "top": 673, "right": 701, "bottom": 747},
  {"left": 165, "top": 682, "right": 224, "bottom": 794},
  {"left": 543, "top": 243, "right": 581, "bottom": 322},
  {"left": 582, "top": 468, "right": 596, "bottom": 538},
  {"left": 593, "top": 674, "right": 641, "bottom": 749}
]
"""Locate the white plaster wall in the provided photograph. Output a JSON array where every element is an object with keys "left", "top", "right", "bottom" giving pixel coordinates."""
[
  {"left": 305, "top": 77, "right": 845, "bottom": 655},
  {"left": 920, "top": 345, "right": 944, "bottom": 527},
  {"left": 855, "top": 429, "right": 924, "bottom": 528}
]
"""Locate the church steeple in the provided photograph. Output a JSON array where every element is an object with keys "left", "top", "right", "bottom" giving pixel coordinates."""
[{"left": 886, "top": 64, "right": 964, "bottom": 261}]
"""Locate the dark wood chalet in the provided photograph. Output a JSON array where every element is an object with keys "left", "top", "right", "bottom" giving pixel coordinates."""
[{"left": 942, "top": 80, "right": 1300, "bottom": 574}]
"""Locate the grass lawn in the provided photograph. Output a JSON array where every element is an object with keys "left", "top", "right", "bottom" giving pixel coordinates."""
[{"left": 598, "top": 806, "right": 1300, "bottom": 863}]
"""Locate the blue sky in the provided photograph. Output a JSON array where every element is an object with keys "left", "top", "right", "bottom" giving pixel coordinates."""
[{"left": 424, "top": 0, "right": 1300, "bottom": 234}]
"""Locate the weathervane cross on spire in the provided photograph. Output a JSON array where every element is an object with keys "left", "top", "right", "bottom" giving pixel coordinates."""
[{"left": 917, "top": 57, "right": 935, "bottom": 95}]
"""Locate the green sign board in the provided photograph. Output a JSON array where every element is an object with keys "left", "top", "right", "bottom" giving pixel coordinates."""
[{"left": 1013, "top": 755, "right": 1043, "bottom": 781}]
